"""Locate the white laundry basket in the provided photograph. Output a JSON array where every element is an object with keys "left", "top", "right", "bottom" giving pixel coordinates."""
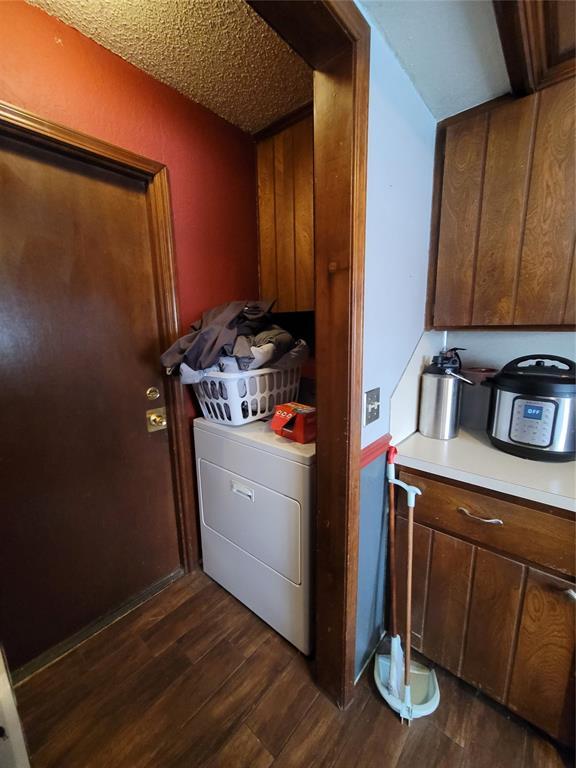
[{"left": 191, "top": 365, "right": 301, "bottom": 426}]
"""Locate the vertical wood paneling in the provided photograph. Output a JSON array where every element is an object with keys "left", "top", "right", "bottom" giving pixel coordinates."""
[
  {"left": 273, "top": 130, "right": 296, "bottom": 311},
  {"left": 396, "top": 518, "right": 432, "bottom": 651},
  {"left": 461, "top": 550, "right": 525, "bottom": 702},
  {"left": 421, "top": 530, "right": 474, "bottom": 675},
  {"left": 292, "top": 116, "right": 315, "bottom": 311},
  {"left": 507, "top": 568, "right": 575, "bottom": 743},
  {"left": 472, "top": 96, "right": 537, "bottom": 325},
  {"left": 257, "top": 138, "right": 277, "bottom": 302},
  {"left": 433, "top": 114, "right": 488, "bottom": 326},
  {"left": 257, "top": 117, "right": 315, "bottom": 312},
  {"left": 515, "top": 78, "right": 576, "bottom": 324}
]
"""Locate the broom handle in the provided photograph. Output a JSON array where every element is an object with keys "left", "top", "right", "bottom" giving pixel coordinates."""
[{"left": 405, "top": 500, "right": 414, "bottom": 688}]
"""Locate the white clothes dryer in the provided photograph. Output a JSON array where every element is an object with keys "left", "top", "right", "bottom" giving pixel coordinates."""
[{"left": 193, "top": 417, "right": 315, "bottom": 654}]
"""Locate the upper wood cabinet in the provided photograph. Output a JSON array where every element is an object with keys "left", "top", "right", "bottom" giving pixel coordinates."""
[
  {"left": 494, "top": 0, "right": 576, "bottom": 94},
  {"left": 430, "top": 78, "right": 575, "bottom": 328},
  {"left": 256, "top": 115, "right": 314, "bottom": 312}
]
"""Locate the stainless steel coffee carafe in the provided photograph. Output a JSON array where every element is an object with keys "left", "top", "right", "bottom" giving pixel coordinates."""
[{"left": 418, "top": 349, "right": 474, "bottom": 440}]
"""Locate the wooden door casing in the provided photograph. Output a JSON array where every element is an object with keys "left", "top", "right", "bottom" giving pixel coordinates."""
[
  {"left": 430, "top": 77, "right": 576, "bottom": 329},
  {"left": 0, "top": 102, "right": 196, "bottom": 672},
  {"left": 249, "top": 0, "right": 371, "bottom": 708}
]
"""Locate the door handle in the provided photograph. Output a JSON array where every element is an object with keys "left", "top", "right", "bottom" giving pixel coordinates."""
[
  {"left": 457, "top": 506, "right": 503, "bottom": 525},
  {"left": 562, "top": 588, "right": 576, "bottom": 602}
]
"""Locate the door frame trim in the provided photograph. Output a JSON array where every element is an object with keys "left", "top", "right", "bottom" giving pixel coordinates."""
[
  {"left": 247, "top": 1, "right": 370, "bottom": 708},
  {"left": 0, "top": 100, "right": 199, "bottom": 573}
]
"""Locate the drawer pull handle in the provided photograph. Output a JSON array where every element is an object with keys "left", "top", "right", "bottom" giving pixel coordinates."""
[
  {"left": 563, "top": 589, "right": 576, "bottom": 602},
  {"left": 458, "top": 506, "right": 503, "bottom": 526},
  {"left": 231, "top": 482, "right": 254, "bottom": 502}
]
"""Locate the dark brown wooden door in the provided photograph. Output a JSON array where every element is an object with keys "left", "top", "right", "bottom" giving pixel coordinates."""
[{"left": 0, "top": 132, "right": 182, "bottom": 669}]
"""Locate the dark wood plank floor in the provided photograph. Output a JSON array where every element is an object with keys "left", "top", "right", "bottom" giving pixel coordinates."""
[{"left": 15, "top": 571, "right": 572, "bottom": 768}]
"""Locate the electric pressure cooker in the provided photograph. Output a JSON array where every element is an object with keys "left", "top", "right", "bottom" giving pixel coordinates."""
[{"left": 482, "top": 355, "right": 576, "bottom": 462}]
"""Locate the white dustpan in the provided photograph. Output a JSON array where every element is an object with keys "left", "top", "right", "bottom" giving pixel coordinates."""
[
  {"left": 374, "top": 449, "right": 440, "bottom": 723},
  {"left": 374, "top": 648, "right": 440, "bottom": 720}
]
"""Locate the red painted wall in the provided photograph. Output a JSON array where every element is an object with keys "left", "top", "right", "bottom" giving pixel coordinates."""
[{"left": 0, "top": 2, "right": 259, "bottom": 331}]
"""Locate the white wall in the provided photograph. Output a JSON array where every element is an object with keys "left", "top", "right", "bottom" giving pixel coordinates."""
[
  {"left": 360, "top": 9, "right": 437, "bottom": 448},
  {"left": 448, "top": 331, "right": 576, "bottom": 369},
  {"left": 389, "top": 330, "right": 445, "bottom": 445}
]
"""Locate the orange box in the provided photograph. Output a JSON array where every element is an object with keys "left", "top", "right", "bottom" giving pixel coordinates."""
[{"left": 270, "top": 402, "right": 316, "bottom": 444}]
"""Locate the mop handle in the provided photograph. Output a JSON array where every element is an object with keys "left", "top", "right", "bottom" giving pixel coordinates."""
[
  {"left": 387, "top": 447, "right": 398, "bottom": 638},
  {"left": 389, "top": 479, "right": 421, "bottom": 688}
]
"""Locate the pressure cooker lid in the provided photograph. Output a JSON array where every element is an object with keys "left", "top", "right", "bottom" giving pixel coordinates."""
[{"left": 487, "top": 355, "right": 576, "bottom": 396}]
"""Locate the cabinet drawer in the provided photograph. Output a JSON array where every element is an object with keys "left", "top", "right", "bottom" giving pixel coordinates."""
[{"left": 398, "top": 471, "right": 575, "bottom": 577}]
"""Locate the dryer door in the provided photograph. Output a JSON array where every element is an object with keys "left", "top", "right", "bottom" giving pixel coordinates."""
[{"left": 198, "top": 459, "right": 301, "bottom": 584}]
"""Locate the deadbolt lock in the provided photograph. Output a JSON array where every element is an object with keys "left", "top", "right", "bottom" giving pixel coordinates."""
[
  {"left": 146, "top": 387, "right": 160, "bottom": 400},
  {"left": 146, "top": 407, "right": 167, "bottom": 432}
]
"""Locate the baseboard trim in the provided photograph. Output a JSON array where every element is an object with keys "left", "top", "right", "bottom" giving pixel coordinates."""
[{"left": 12, "top": 568, "right": 185, "bottom": 685}]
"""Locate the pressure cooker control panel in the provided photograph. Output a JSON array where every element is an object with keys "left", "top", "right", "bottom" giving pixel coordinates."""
[{"left": 509, "top": 397, "right": 557, "bottom": 448}]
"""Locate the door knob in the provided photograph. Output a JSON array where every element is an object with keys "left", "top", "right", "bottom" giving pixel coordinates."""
[{"left": 146, "top": 407, "right": 167, "bottom": 432}]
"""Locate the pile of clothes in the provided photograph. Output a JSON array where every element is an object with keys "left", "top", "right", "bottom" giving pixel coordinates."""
[{"left": 160, "top": 300, "right": 308, "bottom": 383}]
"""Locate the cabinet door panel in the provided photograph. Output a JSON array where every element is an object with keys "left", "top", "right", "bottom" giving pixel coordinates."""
[
  {"left": 515, "top": 79, "right": 576, "bottom": 325},
  {"left": 396, "top": 518, "right": 432, "bottom": 651},
  {"left": 508, "top": 568, "right": 575, "bottom": 744},
  {"left": 422, "top": 530, "right": 474, "bottom": 674},
  {"left": 434, "top": 114, "right": 487, "bottom": 326},
  {"left": 461, "top": 550, "right": 525, "bottom": 702},
  {"left": 472, "top": 97, "right": 536, "bottom": 325}
]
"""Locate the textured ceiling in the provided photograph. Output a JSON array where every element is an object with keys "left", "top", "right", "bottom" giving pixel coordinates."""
[
  {"left": 27, "top": 0, "right": 313, "bottom": 134},
  {"left": 360, "top": 0, "right": 511, "bottom": 120}
]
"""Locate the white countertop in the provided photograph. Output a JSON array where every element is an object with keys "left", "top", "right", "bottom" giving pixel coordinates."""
[{"left": 397, "top": 429, "right": 576, "bottom": 513}]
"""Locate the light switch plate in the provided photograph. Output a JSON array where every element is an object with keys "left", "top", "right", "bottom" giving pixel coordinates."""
[{"left": 364, "top": 387, "right": 380, "bottom": 425}]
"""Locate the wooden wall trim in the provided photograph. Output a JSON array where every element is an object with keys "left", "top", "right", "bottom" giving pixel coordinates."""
[
  {"left": 253, "top": 102, "right": 313, "bottom": 142},
  {"left": 360, "top": 434, "right": 392, "bottom": 469},
  {"left": 493, "top": 0, "right": 536, "bottom": 94},
  {"left": 147, "top": 169, "right": 200, "bottom": 569},
  {"left": 247, "top": 1, "right": 351, "bottom": 69},
  {"left": 0, "top": 100, "right": 164, "bottom": 178},
  {"left": 0, "top": 100, "right": 199, "bottom": 572},
  {"left": 12, "top": 569, "right": 184, "bottom": 684}
]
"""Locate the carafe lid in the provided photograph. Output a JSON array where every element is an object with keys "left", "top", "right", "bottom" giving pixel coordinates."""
[{"left": 424, "top": 348, "right": 465, "bottom": 376}]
